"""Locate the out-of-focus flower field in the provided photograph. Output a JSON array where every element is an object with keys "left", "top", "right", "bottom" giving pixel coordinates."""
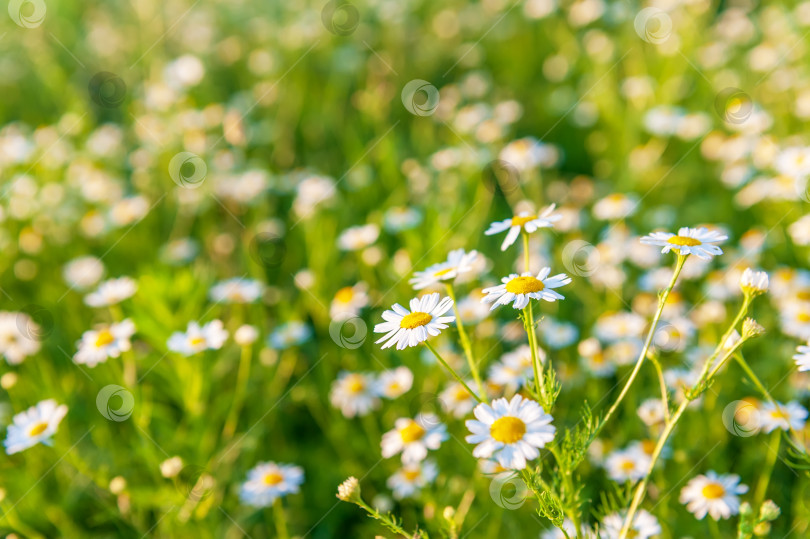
[{"left": 2, "top": 0, "right": 810, "bottom": 537}]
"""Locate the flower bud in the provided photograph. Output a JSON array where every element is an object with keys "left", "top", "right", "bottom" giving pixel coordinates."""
[{"left": 337, "top": 476, "right": 362, "bottom": 503}]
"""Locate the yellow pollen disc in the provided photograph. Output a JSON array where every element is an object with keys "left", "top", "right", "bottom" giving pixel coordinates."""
[
  {"left": 701, "top": 483, "right": 726, "bottom": 499},
  {"left": 641, "top": 440, "right": 655, "bottom": 454},
  {"left": 335, "top": 287, "right": 354, "bottom": 303},
  {"left": 388, "top": 382, "right": 400, "bottom": 392},
  {"left": 403, "top": 469, "right": 421, "bottom": 481},
  {"left": 28, "top": 422, "right": 48, "bottom": 437},
  {"left": 505, "top": 276, "right": 545, "bottom": 295},
  {"left": 347, "top": 375, "right": 365, "bottom": 393},
  {"left": 263, "top": 472, "right": 284, "bottom": 485},
  {"left": 667, "top": 236, "right": 702, "bottom": 247},
  {"left": 797, "top": 290, "right": 810, "bottom": 301},
  {"left": 771, "top": 409, "right": 789, "bottom": 420},
  {"left": 433, "top": 267, "right": 454, "bottom": 277},
  {"left": 607, "top": 193, "right": 624, "bottom": 202},
  {"left": 798, "top": 313, "right": 810, "bottom": 323},
  {"left": 400, "top": 421, "right": 426, "bottom": 443},
  {"left": 95, "top": 329, "right": 115, "bottom": 348},
  {"left": 620, "top": 460, "right": 636, "bottom": 472},
  {"left": 189, "top": 336, "right": 206, "bottom": 346},
  {"left": 489, "top": 416, "right": 526, "bottom": 444},
  {"left": 627, "top": 530, "right": 639, "bottom": 539},
  {"left": 511, "top": 215, "right": 537, "bottom": 227},
  {"left": 454, "top": 387, "right": 469, "bottom": 401},
  {"left": 400, "top": 311, "right": 432, "bottom": 329}
]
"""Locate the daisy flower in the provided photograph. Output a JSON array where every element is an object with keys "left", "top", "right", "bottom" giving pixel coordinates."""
[
  {"left": 381, "top": 414, "right": 447, "bottom": 463},
  {"left": 740, "top": 268, "right": 769, "bottom": 296},
  {"left": 640, "top": 226, "right": 728, "bottom": 260},
  {"left": 330, "top": 372, "right": 380, "bottom": 418},
  {"left": 4, "top": 399, "right": 68, "bottom": 455},
  {"left": 481, "top": 268, "right": 571, "bottom": 310},
  {"left": 439, "top": 381, "right": 478, "bottom": 418},
  {"left": 600, "top": 509, "right": 661, "bottom": 539},
  {"left": 605, "top": 446, "right": 651, "bottom": 482},
  {"left": 167, "top": 320, "right": 228, "bottom": 356},
  {"left": 0, "top": 312, "right": 41, "bottom": 365},
  {"left": 794, "top": 343, "right": 810, "bottom": 371},
  {"left": 484, "top": 204, "right": 561, "bottom": 251},
  {"left": 74, "top": 319, "right": 136, "bottom": 367},
  {"left": 465, "top": 395, "right": 555, "bottom": 470},
  {"left": 679, "top": 471, "right": 748, "bottom": 520},
  {"left": 377, "top": 366, "right": 413, "bottom": 399},
  {"left": 239, "top": 462, "right": 304, "bottom": 507},
  {"left": 337, "top": 224, "right": 380, "bottom": 251},
  {"left": 374, "top": 293, "right": 455, "bottom": 350},
  {"left": 487, "top": 345, "right": 543, "bottom": 389},
  {"left": 637, "top": 398, "right": 667, "bottom": 428},
  {"left": 593, "top": 193, "right": 638, "bottom": 220},
  {"left": 84, "top": 277, "right": 137, "bottom": 307},
  {"left": 409, "top": 249, "right": 479, "bottom": 290},
  {"left": 209, "top": 278, "right": 264, "bottom": 303},
  {"left": 268, "top": 322, "right": 312, "bottom": 349},
  {"left": 329, "top": 283, "right": 369, "bottom": 318},
  {"left": 386, "top": 460, "right": 439, "bottom": 499},
  {"left": 758, "top": 401, "right": 808, "bottom": 433}
]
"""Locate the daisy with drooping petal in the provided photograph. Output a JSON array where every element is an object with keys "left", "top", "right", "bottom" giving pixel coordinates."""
[
  {"left": 386, "top": 459, "right": 438, "bottom": 499},
  {"left": 374, "top": 293, "right": 455, "bottom": 350},
  {"left": 377, "top": 366, "right": 413, "bottom": 399},
  {"left": 4, "top": 399, "right": 68, "bottom": 455},
  {"left": 330, "top": 372, "right": 380, "bottom": 418},
  {"left": 167, "top": 320, "right": 228, "bottom": 356},
  {"left": 74, "top": 319, "right": 136, "bottom": 367},
  {"left": 381, "top": 414, "right": 447, "bottom": 464},
  {"left": 84, "top": 277, "right": 137, "bottom": 307},
  {"left": 758, "top": 401, "right": 808, "bottom": 433},
  {"left": 465, "top": 394, "right": 555, "bottom": 470},
  {"left": 485, "top": 204, "right": 561, "bottom": 251},
  {"left": 209, "top": 278, "right": 264, "bottom": 303},
  {"left": 239, "top": 462, "right": 304, "bottom": 507},
  {"left": 409, "top": 249, "right": 479, "bottom": 290},
  {"left": 600, "top": 509, "right": 661, "bottom": 539},
  {"left": 640, "top": 226, "right": 728, "bottom": 260},
  {"left": 679, "top": 471, "right": 748, "bottom": 520},
  {"left": 740, "top": 268, "right": 769, "bottom": 296},
  {"left": 794, "top": 343, "right": 810, "bottom": 371},
  {"left": 482, "top": 268, "right": 571, "bottom": 310}
]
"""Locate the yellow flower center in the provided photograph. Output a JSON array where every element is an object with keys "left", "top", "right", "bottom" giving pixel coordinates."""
[
  {"left": 335, "top": 287, "right": 354, "bottom": 303},
  {"left": 771, "top": 409, "right": 789, "bottom": 420},
  {"left": 400, "top": 421, "right": 426, "bottom": 443},
  {"left": 347, "top": 375, "right": 365, "bottom": 393},
  {"left": 505, "top": 276, "right": 545, "bottom": 295},
  {"left": 454, "top": 387, "right": 470, "bottom": 401},
  {"left": 387, "top": 382, "right": 400, "bottom": 393},
  {"left": 798, "top": 312, "right": 810, "bottom": 323},
  {"left": 263, "top": 472, "right": 284, "bottom": 485},
  {"left": 489, "top": 416, "right": 526, "bottom": 444},
  {"left": 400, "top": 312, "right": 432, "bottom": 329},
  {"left": 667, "top": 236, "right": 702, "bottom": 246},
  {"left": 511, "top": 215, "right": 537, "bottom": 227},
  {"left": 797, "top": 290, "right": 810, "bottom": 301},
  {"left": 95, "top": 329, "right": 115, "bottom": 348},
  {"left": 403, "top": 469, "right": 421, "bottom": 481},
  {"left": 641, "top": 440, "right": 655, "bottom": 455},
  {"left": 434, "top": 267, "right": 454, "bottom": 277},
  {"left": 28, "top": 422, "right": 48, "bottom": 437},
  {"left": 701, "top": 483, "right": 726, "bottom": 499},
  {"left": 620, "top": 460, "right": 636, "bottom": 472},
  {"left": 189, "top": 336, "right": 206, "bottom": 346}
]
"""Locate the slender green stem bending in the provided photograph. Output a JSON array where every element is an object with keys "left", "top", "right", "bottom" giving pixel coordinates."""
[
  {"left": 598, "top": 254, "right": 686, "bottom": 436},
  {"left": 273, "top": 498, "right": 290, "bottom": 539},
  {"left": 425, "top": 341, "right": 483, "bottom": 403},
  {"left": 753, "top": 431, "right": 780, "bottom": 508},
  {"left": 222, "top": 344, "right": 253, "bottom": 439}
]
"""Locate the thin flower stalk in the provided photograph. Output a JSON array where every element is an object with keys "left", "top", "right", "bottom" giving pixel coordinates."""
[{"left": 445, "top": 283, "right": 485, "bottom": 399}]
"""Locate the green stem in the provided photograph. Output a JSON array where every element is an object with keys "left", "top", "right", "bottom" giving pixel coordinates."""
[
  {"left": 222, "top": 344, "right": 252, "bottom": 440},
  {"left": 109, "top": 304, "right": 136, "bottom": 387},
  {"left": 273, "top": 498, "right": 289, "bottom": 539},
  {"left": 709, "top": 517, "right": 722, "bottom": 539},
  {"left": 522, "top": 230, "right": 531, "bottom": 272},
  {"left": 424, "top": 341, "right": 483, "bottom": 403},
  {"left": 619, "top": 337, "right": 746, "bottom": 539},
  {"left": 753, "top": 431, "right": 780, "bottom": 508},
  {"left": 597, "top": 254, "right": 686, "bottom": 436},
  {"left": 445, "top": 283, "right": 485, "bottom": 400},
  {"left": 523, "top": 304, "right": 546, "bottom": 405},
  {"left": 649, "top": 354, "right": 670, "bottom": 422},
  {"left": 356, "top": 500, "right": 414, "bottom": 538}
]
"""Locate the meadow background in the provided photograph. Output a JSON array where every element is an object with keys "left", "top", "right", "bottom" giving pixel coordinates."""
[{"left": 1, "top": 0, "right": 810, "bottom": 537}]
